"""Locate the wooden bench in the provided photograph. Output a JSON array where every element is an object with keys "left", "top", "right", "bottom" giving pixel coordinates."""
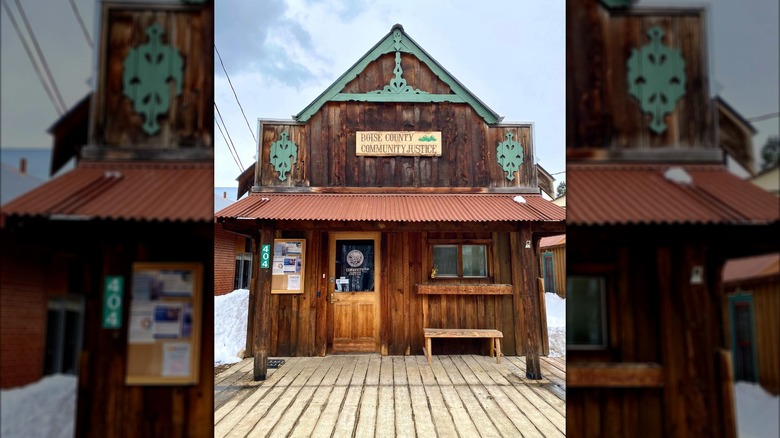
[{"left": 423, "top": 328, "right": 503, "bottom": 364}]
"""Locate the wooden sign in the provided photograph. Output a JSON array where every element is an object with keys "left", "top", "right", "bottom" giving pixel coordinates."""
[
  {"left": 271, "top": 239, "right": 306, "bottom": 294},
  {"left": 356, "top": 131, "right": 442, "bottom": 156},
  {"left": 126, "top": 262, "right": 202, "bottom": 385}
]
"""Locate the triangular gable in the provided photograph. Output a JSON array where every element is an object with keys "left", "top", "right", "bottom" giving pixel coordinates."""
[{"left": 295, "top": 24, "right": 501, "bottom": 124}]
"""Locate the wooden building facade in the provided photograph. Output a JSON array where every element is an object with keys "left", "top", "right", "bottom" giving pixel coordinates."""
[
  {"left": 566, "top": 2, "right": 779, "bottom": 437},
  {"left": 217, "top": 24, "right": 565, "bottom": 380},
  {"left": 1, "top": 1, "right": 213, "bottom": 436}
]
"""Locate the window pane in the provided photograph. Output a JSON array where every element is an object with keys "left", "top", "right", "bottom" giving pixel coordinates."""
[
  {"left": 241, "top": 258, "right": 251, "bottom": 289},
  {"left": 433, "top": 245, "right": 458, "bottom": 277},
  {"left": 462, "top": 245, "right": 487, "bottom": 277},
  {"left": 233, "top": 258, "right": 242, "bottom": 290},
  {"left": 335, "top": 240, "right": 375, "bottom": 292},
  {"left": 566, "top": 276, "right": 606, "bottom": 348}
]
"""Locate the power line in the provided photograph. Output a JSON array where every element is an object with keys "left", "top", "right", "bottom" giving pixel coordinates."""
[
  {"left": 747, "top": 112, "right": 779, "bottom": 122},
  {"left": 215, "top": 115, "right": 243, "bottom": 173},
  {"left": 215, "top": 45, "right": 257, "bottom": 145},
  {"left": 214, "top": 101, "right": 245, "bottom": 171},
  {"left": 13, "top": 0, "right": 67, "bottom": 113},
  {"left": 68, "top": 0, "right": 93, "bottom": 49},
  {"left": 1, "top": 0, "right": 64, "bottom": 115}
]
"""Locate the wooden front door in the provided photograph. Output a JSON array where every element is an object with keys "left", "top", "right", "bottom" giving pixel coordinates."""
[{"left": 329, "top": 232, "right": 380, "bottom": 353}]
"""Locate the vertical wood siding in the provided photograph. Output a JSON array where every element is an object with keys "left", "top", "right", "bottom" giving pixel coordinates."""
[
  {"left": 256, "top": 52, "right": 536, "bottom": 190},
  {"left": 266, "top": 230, "right": 547, "bottom": 358}
]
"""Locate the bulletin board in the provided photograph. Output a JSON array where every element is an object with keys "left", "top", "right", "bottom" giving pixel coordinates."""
[
  {"left": 271, "top": 239, "right": 306, "bottom": 294},
  {"left": 125, "top": 262, "right": 202, "bottom": 385}
]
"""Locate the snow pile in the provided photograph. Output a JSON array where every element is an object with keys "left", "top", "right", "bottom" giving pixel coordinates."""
[
  {"left": 735, "top": 381, "right": 779, "bottom": 438},
  {"left": 1, "top": 374, "right": 77, "bottom": 438},
  {"left": 214, "top": 288, "right": 249, "bottom": 365},
  {"left": 545, "top": 292, "right": 566, "bottom": 357}
]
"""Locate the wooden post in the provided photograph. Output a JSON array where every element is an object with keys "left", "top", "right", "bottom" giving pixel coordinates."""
[
  {"left": 512, "top": 225, "right": 542, "bottom": 379},
  {"left": 253, "top": 223, "right": 275, "bottom": 380}
]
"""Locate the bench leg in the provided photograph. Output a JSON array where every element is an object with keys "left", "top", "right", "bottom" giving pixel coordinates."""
[
  {"left": 490, "top": 338, "right": 495, "bottom": 358},
  {"left": 426, "top": 337, "right": 432, "bottom": 364},
  {"left": 495, "top": 338, "right": 502, "bottom": 364}
]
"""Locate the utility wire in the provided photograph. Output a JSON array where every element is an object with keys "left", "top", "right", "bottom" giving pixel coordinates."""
[
  {"left": 68, "top": 0, "right": 93, "bottom": 49},
  {"left": 13, "top": 0, "right": 67, "bottom": 113},
  {"left": 2, "top": 0, "right": 64, "bottom": 115},
  {"left": 215, "top": 101, "right": 245, "bottom": 171},
  {"left": 747, "top": 112, "right": 779, "bottom": 122},
  {"left": 215, "top": 45, "right": 257, "bottom": 145},
  {"left": 215, "top": 115, "right": 243, "bottom": 173}
]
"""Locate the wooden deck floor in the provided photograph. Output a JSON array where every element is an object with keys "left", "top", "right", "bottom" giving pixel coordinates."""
[{"left": 215, "top": 355, "right": 566, "bottom": 437}]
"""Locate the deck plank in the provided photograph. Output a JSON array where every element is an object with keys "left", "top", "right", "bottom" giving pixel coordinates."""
[
  {"left": 288, "top": 357, "right": 347, "bottom": 438},
  {"left": 310, "top": 357, "right": 357, "bottom": 438},
  {"left": 214, "top": 355, "right": 567, "bottom": 438},
  {"left": 416, "top": 355, "right": 459, "bottom": 437}
]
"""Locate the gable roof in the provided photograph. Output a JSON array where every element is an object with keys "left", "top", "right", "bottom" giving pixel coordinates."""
[{"left": 295, "top": 24, "right": 501, "bottom": 124}]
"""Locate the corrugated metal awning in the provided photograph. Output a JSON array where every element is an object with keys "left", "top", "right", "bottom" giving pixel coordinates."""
[
  {"left": 216, "top": 193, "right": 565, "bottom": 223},
  {"left": 722, "top": 253, "right": 779, "bottom": 284},
  {"left": 1, "top": 161, "right": 213, "bottom": 223},
  {"left": 567, "top": 163, "right": 780, "bottom": 226}
]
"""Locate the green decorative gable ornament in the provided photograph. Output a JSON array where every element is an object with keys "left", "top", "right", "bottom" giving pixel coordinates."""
[
  {"left": 372, "top": 30, "right": 427, "bottom": 95},
  {"left": 295, "top": 24, "right": 501, "bottom": 124},
  {"left": 496, "top": 132, "right": 523, "bottom": 181},
  {"left": 122, "top": 23, "right": 184, "bottom": 135},
  {"left": 269, "top": 132, "right": 298, "bottom": 181},
  {"left": 627, "top": 26, "right": 686, "bottom": 134}
]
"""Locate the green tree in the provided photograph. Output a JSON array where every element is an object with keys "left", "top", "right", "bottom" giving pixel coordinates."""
[
  {"left": 760, "top": 136, "right": 779, "bottom": 171},
  {"left": 556, "top": 181, "right": 566, "bottom": 198}
]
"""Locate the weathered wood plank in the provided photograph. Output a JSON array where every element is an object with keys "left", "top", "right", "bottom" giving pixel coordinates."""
[
  {"left": 436, "top": 356, "right": 502, "bottom": 437},
  {"left": 287, "top": 356, "right": 346, "bottom": 438},
  {"left": 309, "top": 356, "right": 357, "bottom": 438},
  {"left": 458, "top": 355, "right": 543, "bottom": 437},
  {"left": 477, "top": 356, "right": 565, "bottom": 436},
  {"left": 568, "top": 362, "right": 664, "bottom": 388},
  {"left": 404, "top": 356, "right": 436, "bottom": 437},
  {"left": 392, "top": 357, "right": 415, "bottom": 438},
  {"left": 353, "top": 356, "right": 381, "bottom": 437},
  {"left": 375, "top": 357, "right": 396, "bottom": 438},
  {"left": 267, "top": 356, "right": 333, "bottom": 437},
  {"left": 219, "top": 357, "right": 309, "bottom": 437},
  {"left": 416, "top": 283, "right": 513, "bottom": 295},
  {"left": 428, "top": 356, "right": 482, "bottom": 438},
  {"left": 415, "top": 355, "right": 458, "bottom": 437}
]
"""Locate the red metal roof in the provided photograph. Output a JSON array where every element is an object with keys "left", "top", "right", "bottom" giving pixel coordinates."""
[
  {"left": 722, "top": 253, "right": 780, "bottom": 284},
  {"left": 1, "top": 161, "right": 213, "bottom": 222},
  {"left": 216, "top": 193, "right": 565, "bottom": 223},
  {"left": 567, "top": 163, "right": 780, "bottom": 226},
  {"left": 540, "top": 234, "right": 566, "bottom": 248}
]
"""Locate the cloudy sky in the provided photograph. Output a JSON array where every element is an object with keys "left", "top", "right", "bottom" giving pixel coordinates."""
[{"left": 1, "top": 0, "right": 777, "bottom": 192}]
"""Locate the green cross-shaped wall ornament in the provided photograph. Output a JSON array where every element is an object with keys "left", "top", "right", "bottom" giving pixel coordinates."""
[
  {"left": 122, "top": 23, "right": 184, "bottom": 135},
  {"left": 627, "top": 26, "right": 686, "bottom": 134}
]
